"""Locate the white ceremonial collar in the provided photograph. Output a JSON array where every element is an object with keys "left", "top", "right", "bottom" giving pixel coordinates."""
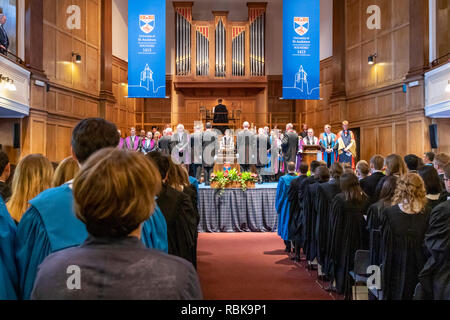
[
  {"left": 426, "top": 194, "right": 440, "bottom": 201},
  {"left": 66, "top": 179, "right": 74, "bottom": 190}
]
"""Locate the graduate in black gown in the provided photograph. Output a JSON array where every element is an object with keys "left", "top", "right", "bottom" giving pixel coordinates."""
[
  {"left": 375, "top": 154, "right": 408, "bottom": 199},
  {"left": 415, "top": 163, "right": 450, "bottom": 300},
  {"left": 291, "top": 161, "right": 323, "bottom": 258},
  {"left": 418, "top": 165, "right": 445, "bottom": 212},
  {"left": 146, "top": 152, "right": 198, "bottom": 267},
  {"left": 380, "top": 173, "right": 430, "bottom": 300},
  {"left": 303, "top": 165, "right": 330, "bottom": 263},
  {"left": 328, "top": 173, "right": 369, "bottom": 298},
  {"left": 366, "top": 175, "right": 397, "bottom": 266},
  {"left": 288, "top": 162, "right": 309, "bottom": 261},
  {"left": 213, "top": 99, "right": 229, "bottom": 134},
  {"left": 315, "top": 162, "right": 343, "bottom": 274}
]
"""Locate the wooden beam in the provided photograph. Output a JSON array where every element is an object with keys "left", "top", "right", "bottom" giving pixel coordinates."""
[{"left": 330, "top": 0, "right": 346, "bottom": 100}]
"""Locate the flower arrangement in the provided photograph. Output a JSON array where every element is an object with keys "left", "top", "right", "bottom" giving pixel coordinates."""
[{"left": 210, "top": 170, "right": 258, "bottom": 193}]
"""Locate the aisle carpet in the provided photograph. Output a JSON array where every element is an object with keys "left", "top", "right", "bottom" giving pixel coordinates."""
[{"left": 197, "top": 233, "right": 332, "bottom": 300}]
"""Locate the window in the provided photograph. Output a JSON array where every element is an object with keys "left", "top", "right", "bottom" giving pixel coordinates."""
[
  {"left": 0, "top": 0, "right": 17, "bottom": 55},
  {"left": 430, "top": 0, "right": 449, "bottom": 65}
]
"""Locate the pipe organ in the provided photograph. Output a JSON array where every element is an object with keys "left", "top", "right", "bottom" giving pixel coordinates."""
[{"left": 173, "top": 2, "right": 267, "bottom": 80}]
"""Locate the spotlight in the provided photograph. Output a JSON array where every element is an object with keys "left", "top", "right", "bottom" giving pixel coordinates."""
[
  {"left": 368, "top": 53, "right": 377, "bottom": 65},
  {"left": 446, "top": 80, "right": 450, "bottom": 93},
  {"left": 72, "top": 51, "right": 82, "bottom": 64}
]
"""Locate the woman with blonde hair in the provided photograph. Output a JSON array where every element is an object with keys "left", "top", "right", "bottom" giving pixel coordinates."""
[
  {"left": 380, "top": 173, "right": 429, "bottom": 300},
  {"left": 7, "top": 154, "right": 54, "bottom": 223},
  {"left": 52, "top": 157, "right": 80, "bottom": 187}
]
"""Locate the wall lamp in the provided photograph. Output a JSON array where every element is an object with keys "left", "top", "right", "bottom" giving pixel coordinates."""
[
  {"left": 0, "top": 74, "right": 17, "bottom": 92},
  {"left": 368, "top": 53, "right": 377, "bottom": 65},
  {"left": 72, "top": 51, "right": 82, "bottom": 64}
]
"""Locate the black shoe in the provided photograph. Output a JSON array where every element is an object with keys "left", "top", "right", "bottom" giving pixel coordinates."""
[{"left": 285, "top": 246, "right": 291, "bottom": 253}]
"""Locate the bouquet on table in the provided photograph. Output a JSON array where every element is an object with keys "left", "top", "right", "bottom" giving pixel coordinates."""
[{"left": 210, "top": 169, "right": 258, "bottom": 193}]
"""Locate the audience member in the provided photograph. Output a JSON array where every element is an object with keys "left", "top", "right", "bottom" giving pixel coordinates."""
[
  {"left": 366, "top": 175, "right": 397, "bottom": 266},
  {"left": 328, "top": 173, "right": 368, "bottom": 298},
  {"left": 418, "top": 165, "right": 445, "bottom": 211},
  {"left": 404, "top": 154, "right": 420, "bottom": 173},
  {"left": 415, "top": 163, "right": 450, "bottom": 300},
  {"left": 7, "top": 154, "right": 54, "bottom": 223},
  {"left": 380, "top": 173, "right": 429, "bottom": 300},
  {"left": 0, "top": 151, "right": 11, "bottom": 201},
  {"left": 423, "top": 152, "right": 435, "bottom": 166},
  {"left": 146, "top": 152, "right": 198, "bottom": 266},
  {"left": 433, "top": 153, "right": 450, "bottom": 188},
  {"left": 15, "top": 118, "right": 168, "bottom": 300},
  {"left": 52, "top": 157, "right": 80, "bottom": 188},
  {"left": 375, "top": 154, "right": 407, "bottom": 199},
  {"left": 363, "top": 155, "right": 385, "bottom": 205},
  {"left": 276, "top": 162, "right": 298, "bottom": 253},
  {"left": 31, "top": 148, "right": 202, "bottom": 300}
]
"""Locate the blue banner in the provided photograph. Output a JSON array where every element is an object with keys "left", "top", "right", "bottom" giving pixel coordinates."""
[
  {"left": 128, "top": 0, "right": 166, "bottom": 98},
  {"left": 283, "top": 0, "right": 320, "bottom": 100}
]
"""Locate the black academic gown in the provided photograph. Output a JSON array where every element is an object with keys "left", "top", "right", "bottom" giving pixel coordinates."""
[
  {"left": 304, "top": 179, "right": 328, "bottom": 262},
  {"left": 362, "top": 172, "right": 385, "bottom": 205},
  {"left": 288, "top": 175, "right": 308, "bottom": 244},
  {"left": 315, "top": 179, "right": 341, "bottom": 273},
  {"left": 328, "top": 194, "right": 369, "bottom": 297},
  {"left": 157, "top": 184, "right": 198, "bottom": 266},
  {"left": 366, "top": 200, "right": 390, "bottom": 266},
  {"left": 292, "top": 176, "right": 316, "bottom": 249},
  {"left": 380, "top": 205, "right": 429, "bottom": 300},
  {"left": 183, "top": 185, "right": 200, "bottom": 268},
  {"left": 415, "top": 200, "right": 450, "bottom": 300}
]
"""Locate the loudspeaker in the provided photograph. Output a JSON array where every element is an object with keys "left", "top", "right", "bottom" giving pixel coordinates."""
[
  {"left": 429, "top": 124, "right": 438, "bottom": 149},
  {"left": 13, "top": 123, "right": 20, "bottom": 149}
]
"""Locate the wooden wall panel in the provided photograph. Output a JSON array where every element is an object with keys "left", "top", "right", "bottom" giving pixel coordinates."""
[
  {"left": 408, "top": 120, "right": 425, "bottom": 156},
  {"left": 361, "top": 127, "right": 377, "bottom": 161},
  {"left": 379, "top": 125, "right": 393, "bottom": 156},
  {"left": 436, "top": 119, "right": 450, "bottom": 154},
  {"left": 394, "top": 123, "right": 407, "bottom": 155}
]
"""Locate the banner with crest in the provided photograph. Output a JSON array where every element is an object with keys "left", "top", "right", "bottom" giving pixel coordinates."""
[
  {"left": 283, "top": 0, "right": 320, "bottom": 100},
  {"left": 128, "top": 0, "right": 166, "bottom": 98}
]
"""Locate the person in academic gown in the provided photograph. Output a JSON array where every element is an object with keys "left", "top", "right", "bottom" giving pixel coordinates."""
[
  {"left": 15, "top": 119, "right": 169, "bottom": 300},
  {"left": 418, "top": 165, "right": 445, "bottom": 212},
  {"left": 363, "top": 155, "right": 386, "bottom": 206},
  {"left": 190, "top": 125, "right": 204, "bottom": 182},
  {"left": 415, "top": 200, "right": 450, "bottom": 300},
  {"left": 303, "top": 166, "right": 330, "bottom": 263},
  {"left": 202, "top": 123, "right": 219, "bottom": 185},
  {"left": 315, "top": 162, "right": 343, "bottom": 274},
  {"left": 124, "top": 127, "right": 141, "bottom": 152},
  {"left": 140, "top": 132, "right": 158, "bottom": 155},
  {"left": 289, "top": 161, "right": 324, "bottom": 257},
  {"left": 366, "top": 175, "right": 397, "bottom": 266},
  {"left": 158, "top": 128, "right": 173, "bottom": 156},
  {"left": 171, "top": 124, "right": 191, "bottom": 166},
  {"left": 379, "top": 173, "right": 430, "bottom": 300},
  {"left": 255, "top": 129, "right": 271, "bottom": 184},
  {"left": 237, "top": 122, "right": 256, "bottom": 173},
  {"left": 147, "top": 152, "right": 198, "bottom": 266},
  {"left": 281, "top": 124, "right": 299, "bottom": 173},
  {"left": 328, "top": 173, "right": 369, "bottom": 298},
  {"left": 336, "top": 121, "right": 356, "bottom": 169},
  {"left": 117, "top": 130, "right": 125, "bottom": 150},
  {"left": 374, "top": 154, "right": 408, "bottom": 200},
  {"left": 276, "top": 162, "right": 298, "bottom": 252},
  {"left": 0, "top": 196, "right": 18, "bottom": 300},
  {"left": 212, "top": 99, "right": 229, "bottom": 134},
  {"left": 319, "top": 125, "right": 338, "bottom": 168},
  {"left": 288, "top": 162, "right": 309, "bottom": 261}
]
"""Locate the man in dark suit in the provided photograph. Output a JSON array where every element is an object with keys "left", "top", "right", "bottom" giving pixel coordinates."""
[
  {"left": 299, "top": 123, "right": 309, "bottom": 139},
  {"left": 190, "top": 124, "right": 203, "bottom": 181},
  {"left": 171, "top": 124, "right": 190, "bottom": 166},
  {"left": 202, "top": 123, "right": 219, "bottom": 185},
  {"left": 281, "top": 123, "right": 299, "bottom": 173},
  {"left": 213, "top": 99, "right": 229, "bottom": 134},
  {"left": 255, "top": 128, "right": 271, "bottom": 184},
  {"left": 363, "top": 155, "right": 385, "bottom": 205},
  {"left": 0, "top": 14, "right": 9, "bottom": 55},
  {"left": 0, "top": 151, "right": 11, "bottom": 201},
  {"left": 158, "top": 128, "right": 173, "bottom": 156},
  {"left": 237, "top": 122, "right": 255, "bottom": 173}
]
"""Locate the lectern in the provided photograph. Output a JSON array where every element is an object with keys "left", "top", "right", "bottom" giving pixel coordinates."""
[{"left": 302, "top": 145, "right": 321, "bottom": 168}]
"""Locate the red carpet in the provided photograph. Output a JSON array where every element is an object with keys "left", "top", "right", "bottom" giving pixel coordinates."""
[{"left": 197, "top": 233, "right": 332, "bottom": 300}]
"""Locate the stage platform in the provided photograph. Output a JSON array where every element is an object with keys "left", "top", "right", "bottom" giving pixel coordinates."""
[{"left": 197, "top": 183, "right": 278, "bottom": 233}]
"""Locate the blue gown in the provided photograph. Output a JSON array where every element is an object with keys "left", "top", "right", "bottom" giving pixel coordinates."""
[
  {"left": 276, "top": 174, "right": 298, "bottom": 241},
  {"left": 188, "top": 176, "right": 199, "bottom": 192},
  {"left": 16, "top": 183, "right": 168, "bottom": 300},
  {"left": 0, "top": 197, "right": 18, "bottom": 300}
]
